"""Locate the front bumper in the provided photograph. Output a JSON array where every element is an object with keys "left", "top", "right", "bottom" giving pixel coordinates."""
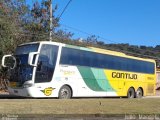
[{"left": 8, "top": 87, "right": 33, "bottom": 97}]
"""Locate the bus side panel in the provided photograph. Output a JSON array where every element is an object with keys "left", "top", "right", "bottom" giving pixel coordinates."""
[
  {"left": 57, "top": 65, "right": 156, "bottom": 97},
  {"left": 58, "top": 65, "right": 118, "bottom": 97},
  {"left": 104, "top": 69, "right": 156, "bottom": 97}
]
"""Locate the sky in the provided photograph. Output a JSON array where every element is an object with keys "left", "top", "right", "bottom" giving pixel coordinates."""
[{"left": 27, "top": 0, "right": 160, "bottom": 47}]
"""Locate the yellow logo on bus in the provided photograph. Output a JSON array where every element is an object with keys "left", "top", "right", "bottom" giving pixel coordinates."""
[{"left": 41, "top": 87, "right": 55, "bottom": 96}]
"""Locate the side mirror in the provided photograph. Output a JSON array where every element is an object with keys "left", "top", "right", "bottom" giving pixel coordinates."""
[
  {"left": 2, "top": 55, "right": 16, "bottom": 69},
  {"left": 28, "top": 52, "right": 39, "bottom": 67}
]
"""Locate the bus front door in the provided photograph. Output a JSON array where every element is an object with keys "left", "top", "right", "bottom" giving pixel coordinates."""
[{"left": 34, "top": 44, "right": 58, "bottom": 97}]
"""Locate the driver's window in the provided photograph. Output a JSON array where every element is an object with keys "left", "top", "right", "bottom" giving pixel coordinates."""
[{"left": 35, "top": 44, "right": 58, "bottom": 83}]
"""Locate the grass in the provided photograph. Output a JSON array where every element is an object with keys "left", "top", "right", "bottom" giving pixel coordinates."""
[{"left": 0, "top": 98, "right": 160, "bottom": 115}]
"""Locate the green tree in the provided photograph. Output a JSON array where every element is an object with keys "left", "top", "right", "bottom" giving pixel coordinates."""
[
  {"left": 24, "top": 0, "right": 60, "bottom": 41},
  {"left": 0, "top": 0, "right": 29, "bottom": 54},
  {"left": 85, "top": 35, "right": 98, "bottom": 45}
]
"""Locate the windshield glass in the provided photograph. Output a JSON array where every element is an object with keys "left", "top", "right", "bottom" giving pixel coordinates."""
[
  {"left": 9, "top": 43, "right": 39, "bottom": 87},
  {"left": 15, "top": 44, "right": 39, "bottom": 55}
]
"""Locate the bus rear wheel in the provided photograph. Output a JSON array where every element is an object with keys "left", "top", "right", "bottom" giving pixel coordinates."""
[
  {"left": 58, "top": 86, "right": 72, "bottom": 99},
  {"left": 127, "top": 88, "right": 135, "bottom": 98},
  {"left": 136, "top": 88, "right": 143, "bottom": 98}
]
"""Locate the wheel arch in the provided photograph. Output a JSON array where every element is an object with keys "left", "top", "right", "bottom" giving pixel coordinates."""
[
  {"left": 128, "top": 86, "right": 135, "bottom": 92},
  {"left": 60, "top": 84, "right": 73, "bottom": 97}
]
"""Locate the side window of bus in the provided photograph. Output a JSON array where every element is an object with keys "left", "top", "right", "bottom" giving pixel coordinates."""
[
  {"left": 35, "top": 44, "right": 58, "bottom": 83},
  {"left": 60, "top": 47, "right": 155, "bottom": 74}
]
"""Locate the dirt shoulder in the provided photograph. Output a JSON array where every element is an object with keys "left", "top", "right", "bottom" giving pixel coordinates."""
[{"left": 0, "top": 98, "right": 160, "bottom": 115}]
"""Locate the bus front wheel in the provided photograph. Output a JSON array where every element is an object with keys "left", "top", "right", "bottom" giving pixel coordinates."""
[
  {"left": 58, "top": 85, "right": 72, "bottom": 99},
  {"left": 127, "top": 87, "right": 135, "bottom": 98}
]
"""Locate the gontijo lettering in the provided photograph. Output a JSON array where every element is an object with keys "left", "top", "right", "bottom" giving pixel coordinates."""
[{"left": 112, "top": 72, "right": 138, "bottom": 79}]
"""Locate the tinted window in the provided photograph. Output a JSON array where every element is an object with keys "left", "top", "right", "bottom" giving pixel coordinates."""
[
  {"left": 15, "top": 44, "right": 39, "bottom": 55},
  {"left": 60, "top": 47, "right": 155, "bottom": 74},
  {"left": 35, "top": 44, "right": 58, "bottom": 83}
]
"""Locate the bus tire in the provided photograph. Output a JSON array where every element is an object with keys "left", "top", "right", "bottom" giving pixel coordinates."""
[
  {"left": 127, "top": 87, "right": 135, "bottom": 98},
  {"left": 136, "top": 88, "right": 143, "bottom": 98},
  {"left": 58, "top": 85, "right": 72, "bottom": 99}
]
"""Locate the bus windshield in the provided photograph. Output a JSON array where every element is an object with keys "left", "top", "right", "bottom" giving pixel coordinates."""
[
  {"left": 9, "top": 43, "right": 39, "bottom": 86},
  {"left": 15, "top": 44, "right": 39, "bottom": 55}
]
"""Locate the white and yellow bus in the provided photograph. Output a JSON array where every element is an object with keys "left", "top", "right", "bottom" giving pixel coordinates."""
[{"left": 1, "top": 41, "right": 156, "bottom": 98}]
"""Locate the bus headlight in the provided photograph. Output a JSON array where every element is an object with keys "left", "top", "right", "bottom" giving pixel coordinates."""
[{"left": 23, "top": 83, "right": 33, "bottom": 88}]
